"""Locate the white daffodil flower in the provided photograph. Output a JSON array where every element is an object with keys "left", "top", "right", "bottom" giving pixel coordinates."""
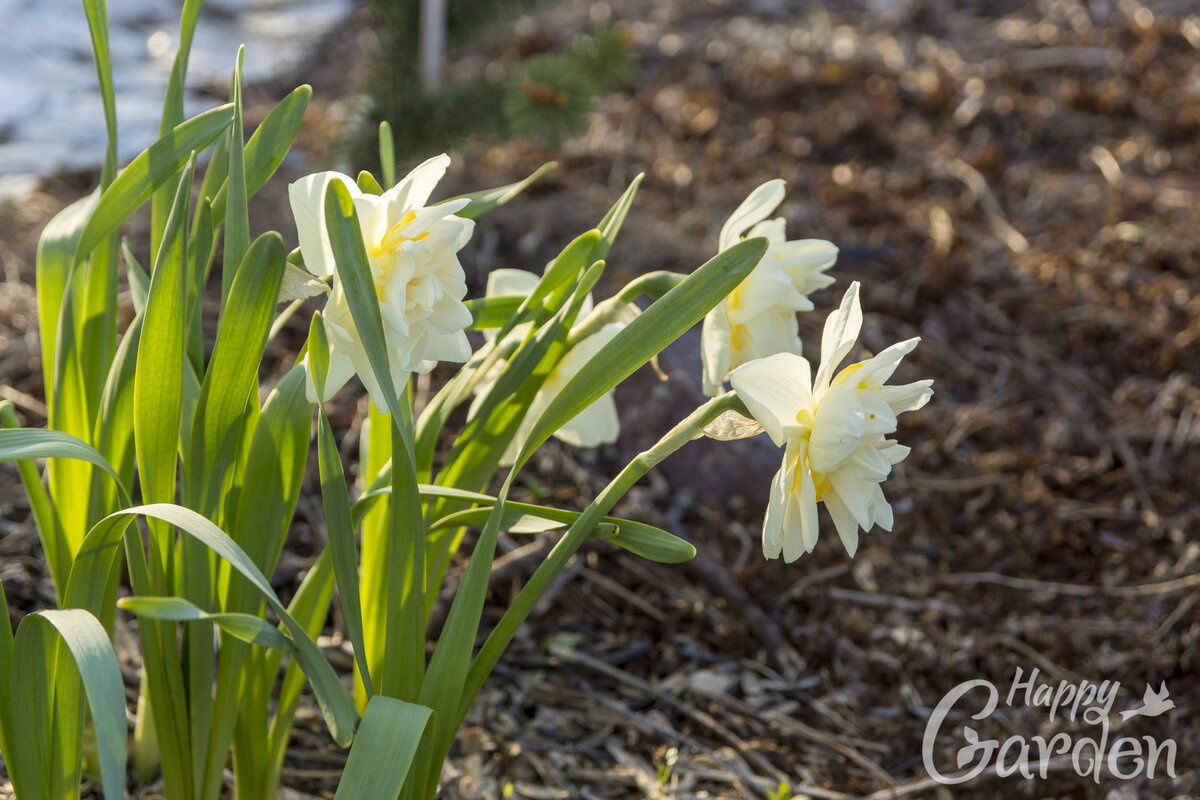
[
  {"left": 701, "top": 179, "right": 838, "bottom": 396},
  {"left": 729, "top": 282, "right": 933, "bottom": 562},
  {"left": 289, "top": 154, "right": 475, "bottom": 405},
  {"left": 470, "top": 268, "right": 620, "bottom": 467}
]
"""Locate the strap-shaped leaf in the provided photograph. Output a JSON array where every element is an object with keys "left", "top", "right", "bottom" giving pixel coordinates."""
[
  {"left": 378, "top": 121, "right": 396, "bottom": 188},
  {"left": 444, "top": 161, "right": 557, "bottom": 220},
  {"left": 69, "top": 504, "right": 359, "bottom": 747},
  {"left": 317, "top": 409, "right": 373, "bottom": 697},
  {"left": 266, "top": 548, "right": 336, "bottom": 777},
  {"left": 228, "top": 363, "right": 314, "bottom": 576},
  {"left": 7, "top": 609, "right": 126, "bottom": 800},
  {"left": 332, "top": 695, "right": 432, "bottom": 800},
  {"left": 514, "top": 236, "right": 767, "bottom": 471},
  {"left": 186, "top": 231, "right": 288, "bottom": 516},
  {"left": 356, "top": 170, "right": 384, "bottom": 196},
  {"left": 0, "top": 429, "right": 129, "bottom": 503},
  {"left": 431, "top": 503, "right": 694, "bottom": 562},
  {"left": 0, "top": 574, "right": 12, "bottom": 761},
  {"left": 134, "top": 159, "right": 192, "bottom": 516},
  {"left": 74, "top": 104, "right": 234, "bottom": 263},
  {"left": 322, "top": 180, "right": 407, "bottom": 423},
  {"left": 222, "top": 48, "right": 250, "bottom": 302},
  {"left": 36, "top": 189, "right": 99, "bottom": 407},
  {"left": 213, "top": 83, "right": 312, "bottom": 218},
  {"left": 464, "top": 294, "right": 524, "bottom": 329},
  {"left": 592, "top": 172, "right": 642, "bottom": 264},
  {"left": 80, "top": 0, "right": 117, "bottom": 187},
  {"left": 119, "top": 597, "right": 289, "bottom": 649}
]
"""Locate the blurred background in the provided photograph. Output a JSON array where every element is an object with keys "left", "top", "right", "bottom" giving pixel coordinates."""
[{"left": 1, "top": 1, "right": 1197, "bottom": 797}]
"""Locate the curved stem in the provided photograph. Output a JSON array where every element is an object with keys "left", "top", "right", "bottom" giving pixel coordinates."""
[{"left": 455, "top": 391, "right": 739, "bottom": 723}]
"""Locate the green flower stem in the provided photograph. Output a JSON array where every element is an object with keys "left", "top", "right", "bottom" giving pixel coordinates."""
[
  {"left": 455, "top": 391, "right": 739, "bottom": 723},
  {"left": 568, "top": 270, "right": 686, "bottom": 345},
  {"left": 381, "top": 389, "right": 426, "bottom": 703},
  {"left": 617, "top": 270, "right": 688, "bottom": 304}
]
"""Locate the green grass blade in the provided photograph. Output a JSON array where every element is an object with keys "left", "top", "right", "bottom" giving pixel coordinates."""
[
  {"left": 0, "top": 575, "right": 12, "bottom": 762},
  {"left": 264, "top": 549, "right": 334, "bottom": 788},
  {"left": 135, "top": 159, "right": 192, "bottom": 517},
  {"left": 356, "top": 400, "right": 391, "bottom": 710},
  {"left": 356, "top": 170, "right": 384, "bottom": 196},
  {"left": 444, "top": 161, "right": 556, "bottom": 220},
  {"left": 151, "top": 0, "right": 204, "bottom": 259},
  {"left": 36, "top": 190, "right": 99, "bottom": 407},
  {"left": 8, "top": 609, "right": 127, "bottom": 800},
  {"left": 316, "top": 409, "right": 373, "bottom": 697},
  {"left": 74, "top": 104, "right": 234, "bottom": 264},
  {"left": 80, "top": 0, "right": 117, "bottom": 188},
  {"left": 378, "top": 121, "right": 395, "bottom": 189},
  {"left": 209, "top": 84, "right": 312, "bottom": 222},
  {"left": 186, "top": 231, "right": 287, "bottom": 518},
  {"left": 332, "top": 695, "right": 432, "bottom": 800},
  {"left": 513, "top": 237, "right": 767, "bottom": 471},
  {"left": 463, "top": 294, "right": 524, "bottom": 329},
  {"left": 222, "top": 48, "right": 250, "bottom": 303},
  {"left": 592, "top": 172, "right": 643, "bottom": 263},
  {"left": 429, "top": 504, "right": 694, "bottom": 562},
  {"left": 122, "top": 239, "right": 151, "bottom": 312},
  {"left": 0, "top": 429, "right": 129, "bottom": 504},
  {"left": 73, "top": 505, "right": 359, "bottom": 746},
  {"left": 321, "top": 180, "right": 407, "bottom": 423},
  {"left": 0, "top": 414, "right": 66, "bottom": 599},
  {"left": 160, "top": 0, "right": 204, "bottom": 132},
  {"left": 119, "top": 597, "right": 290, "bottom": 649},
  {"left": 227, "top": 363, "right": 314, "bottom": 575}
]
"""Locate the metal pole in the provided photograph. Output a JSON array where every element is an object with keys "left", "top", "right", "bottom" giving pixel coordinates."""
[{"left": 420, "top": 0, "right": 446, "bottom": 92}]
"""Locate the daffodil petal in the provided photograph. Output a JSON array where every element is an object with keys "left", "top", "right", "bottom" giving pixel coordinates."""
[
  {"left": 808, "top": 388, "right": 865, "bottom": 472},
  {"left": 486, "top": 268, "right": 539, "bottom": 299},
  {"left": 288, "top": 171, "right": 358, "bottom": 278},
  {"left": 719, "top": 179, "right": 786, "bottom": 251},
  {"left": 701, "top": 302, "right": 733, "bottom": 396},
  {"left": 761, "top": 462, "right": 788, "bottom": 560},
  {"left": 556, "top": 392, "right": 619, "bottom": 448},
  {"left": 729, "top": 352, "right": 814, "bottom": 447},
  {"left": 823, "top": 490, "right": 861, "bottom": 557},
  {"left": 814, "top": 281, "right": 863, "bottom": 391},
  {"left": 787, "top": 445, "right": 820, "bottom": 560},
  {"left": 881, "top": 380, "right": 934, "bottom": 414},
  {"left": 856, "top": 338, "right": 920, "bottom": 387},
  {"left": 870, "top": 484, "right": 894, "bottom": 531},
  {"left": 384, "top": 153, "right": 451, "bottom": 214}
]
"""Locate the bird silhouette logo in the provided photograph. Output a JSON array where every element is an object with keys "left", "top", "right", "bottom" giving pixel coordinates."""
[{"left": 1121, "top": 683, "right": 1175, "bottom": 721}]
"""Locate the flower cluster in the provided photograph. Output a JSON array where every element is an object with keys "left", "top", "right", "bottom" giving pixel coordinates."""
[{"left": 291, "top": 163, "right": 932, "bottom": 564}]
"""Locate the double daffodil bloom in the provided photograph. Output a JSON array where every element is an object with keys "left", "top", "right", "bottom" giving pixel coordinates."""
[
  {"left": 701, "top": 179, "right": 839, "bottom": 396},
  {"left": 729, "top": 282, "right": 932, "bottom": 562},
  {"left": 470, "top": 268, "right": 622, "bottom": 467},
  {"left": 290, "top": 154, "right": 474, "bottom": 405}
]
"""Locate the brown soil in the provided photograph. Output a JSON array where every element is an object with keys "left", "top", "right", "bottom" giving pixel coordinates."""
[{"left": 1, "top": 1, "right": 1198, "bottom": 798}]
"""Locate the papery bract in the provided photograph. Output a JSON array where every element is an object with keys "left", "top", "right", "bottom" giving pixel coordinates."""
[
  {"left": 290, "top": 154, "right": 474, "bottom": 405},
  {"left": 702, "top": 179, "right": 838, "bottom": 396},
  {"left": 730, "top": 282, "right": 932, "bottom": 561}
]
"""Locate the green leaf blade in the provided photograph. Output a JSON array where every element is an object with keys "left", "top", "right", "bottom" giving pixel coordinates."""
[{"left": 516, "top": 236, "right": 767, "bottom": 470}]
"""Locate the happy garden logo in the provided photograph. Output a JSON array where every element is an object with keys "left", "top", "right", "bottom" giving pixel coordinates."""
[{"left": 922, "top": 667, "right": 1179, "bottom": 784}]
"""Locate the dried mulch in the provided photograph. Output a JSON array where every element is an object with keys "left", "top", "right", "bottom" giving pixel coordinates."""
[{"left": 1, "top": 1, "right": 1198, "bottom": 798}]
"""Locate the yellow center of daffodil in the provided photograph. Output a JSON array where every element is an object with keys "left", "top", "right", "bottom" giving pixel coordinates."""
[{"left": 372, "top": 210, "right": 429, "bottom": 259}]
